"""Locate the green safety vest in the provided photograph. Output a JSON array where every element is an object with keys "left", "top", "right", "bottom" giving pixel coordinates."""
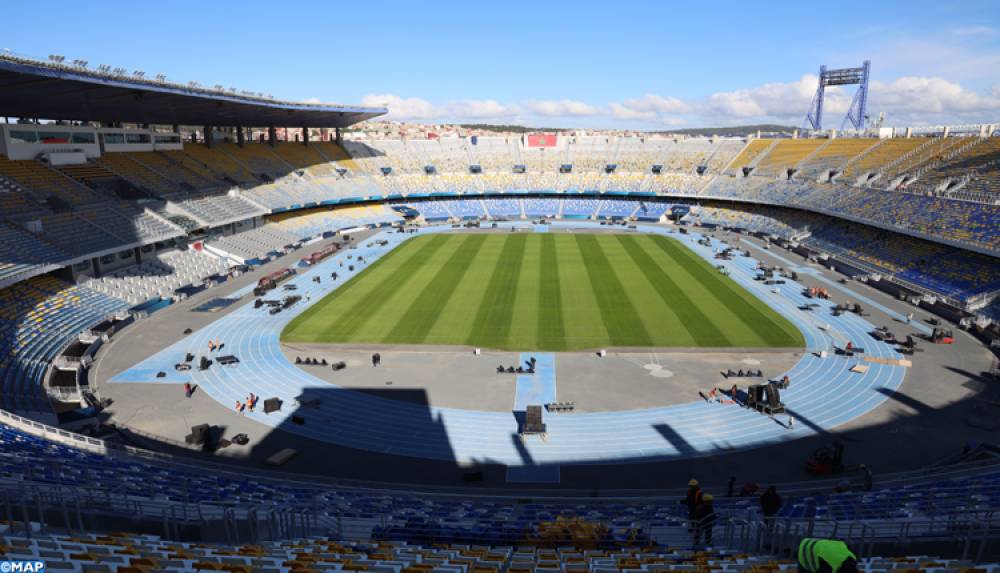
[{"left": 798, "top": 538, "right": 856, "bottom": 573}]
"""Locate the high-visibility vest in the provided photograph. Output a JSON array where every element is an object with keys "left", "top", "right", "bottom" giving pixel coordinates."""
[{"left": 798, "top": 538, "right": 856, "bottom": 573}]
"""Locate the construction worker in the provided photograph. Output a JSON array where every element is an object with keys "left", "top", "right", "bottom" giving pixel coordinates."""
[
  {"left": 682, "top": 479, "right": 703, "bottom": 520},
  {"left": 692, "top": 493, "right": 716, "bottom": 546},
  {"left": 797, "top": 538, "right": 857, "bottom": 573}
]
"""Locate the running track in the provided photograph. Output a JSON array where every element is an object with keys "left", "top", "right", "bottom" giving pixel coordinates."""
[{"left": 111, "top": 222, "right": 906, "bottom": 465}]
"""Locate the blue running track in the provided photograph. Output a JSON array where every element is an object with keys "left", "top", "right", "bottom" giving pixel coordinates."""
[{"left": 112, "top": 222, "right": 906, "bottom": 465}]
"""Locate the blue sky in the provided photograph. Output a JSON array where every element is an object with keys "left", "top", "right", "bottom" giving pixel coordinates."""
[{"left": 4, "top": 0, "right": 999, "bottom": 129}]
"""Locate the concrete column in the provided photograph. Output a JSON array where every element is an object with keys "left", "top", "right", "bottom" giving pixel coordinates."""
[
  {"left": 172, "top": 124, "right": 180, "bottom": 134},
  {"left": 204, "top": 125, "right": 214, "bottom": 148},
  {"left": 268, "top": 126, "right": 277, "bottom": 147},
  {"left": 302, "top": 128, "right": 310, "bottom": 145},
  {"left": 237, "top": 126, "right": 245, "bottom": 147},
  {"left": 336, "top": 128, "right": 343, "bottom": 145}
]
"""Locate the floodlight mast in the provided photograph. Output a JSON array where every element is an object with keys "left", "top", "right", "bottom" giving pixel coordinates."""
[{"left": 804, "top": 60, "right": 870, "bottom": 131}]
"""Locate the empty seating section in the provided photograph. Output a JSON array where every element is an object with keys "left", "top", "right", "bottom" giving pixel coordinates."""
[
  {"left": 173, "top": 194, "right": 265, "bottom": 225},
  {"left": 0, "top": 276, "right": 126, "bottom": 411},
  {"left": 84, "top": 249, "right": 229, "bottom": 305},
  {"left": 703, "top": 139, "right": 749, "bottom": 174},
  {"left": 219, "top": 143, "right": 292, "bottom": 179},
  {"left": 76, "top": 205, "right": 181, "bottom": 246},
  {"left": 916, "top": 136, "right": 1000, "bottom": 197},
  {"left": 0, "top": 224, "right": 67, "bottom": 282},
  {"left": 38, "top": 212, "right": 132, "bottom": 256},
  {"left": 444, "top": 199, "right": 486, "bottom": 218},
  {"left": 634, "top": 202, "right": 672, "bottom": 221},
  {"left": 406, "top": 201, "right": 453, "bottom": 220},
  {"left": 695, "top": 206, "right": 822, "bottom": 238},
  {"left": 0, "top": 190, "right": 47, "bottom": 216},
  {"left": 660, "top": 139, "right": 714, "bottom": 173},
  {"left": 522, "top": 198, "right": 562, "bottom": 217},
  {"left": 482, "top": 198, "right": 522, "bottom": 218},
  {"left": 880, "top": 137, "right": 974, "bottom": 183},
  {"left": 98, "top": 153, "right": 176, "bottom": 196},
  {"left": 206, "top": 227, "right": 300, "bottom": 262},
  {"left": 596, "top": 199, "right": 639, "bottom": 218},
  {"left": 724, "top": 139, "right": 770, "bottom": 175},
  {"left": 834, "top": 191, "right": 999, "bottom": 252},
  {"left": 4, "top": 406, "right": 1000, "bottom": 551},
  {"left": 56, "top": 162, "right": 128, "bottom": 196},
  {"left": 271, "top": 142, "right": 334, "bottom": 176},
  {"left": 752, "top": 139, "right": 824, "bottom": 178},
  {"left": 270, "top": 205, "right": 403, "bottom": 239},
  {"left": 4, "top": 527, "right": 1000, "bottom": 573},
  {"left": 158, "top": 150, "right": 228, "bottom": 184},
  {"left": 794, "top": 138, "right": 880, "bottom": 181},
  {"left": 839, "top": 138, "right": 927, "bottom": 182},
  {"left": 179, "top": 144, "right": 259, "bottom": 185},
  {"left": 561, "top": 198, "right": 600, "bottom": 218},
  {"left": 0, "top": 158, "right": 104, "bottom": 205},
  {"left": 125, "top": 152, "right": 217, "bottom": 192}
]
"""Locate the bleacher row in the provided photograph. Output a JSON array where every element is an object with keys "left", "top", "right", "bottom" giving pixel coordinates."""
[
  {"left": 4, "top": 529, "right": 997, "bottom": 573},
  {"left": 82, "top": 249, "right": 230, "bottom": 306},
  {"left": 683, "top": 204, "right": 1000, "bottom": 301},
  {"left": 400, "top": 199, "right": 672, "bottom": 222},
  {"left": 0, "top": 276, "right": 128, "bottom": 411},
  {"left": 1, "top": 133, "right": 997, "bottom": 285},
  {"left": 701, "top": 178, "right": 999, "bottom": 253},
  {"left": 3, "top": 415, "right": 1000, "bottom": 556}
]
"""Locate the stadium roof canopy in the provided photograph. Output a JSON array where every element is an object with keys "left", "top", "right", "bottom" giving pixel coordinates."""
[{"left": 0, "top": 55, "right": 386, "bottom": 128}]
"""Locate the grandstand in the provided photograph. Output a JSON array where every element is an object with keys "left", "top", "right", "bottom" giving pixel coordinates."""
[{"left": 2, "top": 50, "right": 1000, "bottom": 561}]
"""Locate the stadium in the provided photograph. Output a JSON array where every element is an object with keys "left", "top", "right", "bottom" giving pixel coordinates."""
[{"left": 2, "top": 7, "right": 1000, "bottom": 567}]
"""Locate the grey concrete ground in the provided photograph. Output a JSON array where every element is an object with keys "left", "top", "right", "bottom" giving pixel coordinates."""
[
  {"left": 88, "top": 225, "right": 1000, "bottom": 492},
  {"left": 281, "top": 343, "right": 799, "bottom": 412}
]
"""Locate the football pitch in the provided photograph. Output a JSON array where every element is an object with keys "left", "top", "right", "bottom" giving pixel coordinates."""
[{"left": 282, "top": 232, "right": 804, "bottom": 351}]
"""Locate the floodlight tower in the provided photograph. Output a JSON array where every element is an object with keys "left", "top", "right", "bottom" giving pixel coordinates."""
[{"left": 803, "top": 60, "right": 870, "bottom": 132}]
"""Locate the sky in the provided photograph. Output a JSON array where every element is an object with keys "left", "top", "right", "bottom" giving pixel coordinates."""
[{"left": 3, "top": 0, "right": 1000, "bottom": 130}]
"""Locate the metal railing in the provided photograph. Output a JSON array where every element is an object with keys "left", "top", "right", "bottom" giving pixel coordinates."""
[{"left": 724, "top": 513, "right": 1000, "bottom": 561}]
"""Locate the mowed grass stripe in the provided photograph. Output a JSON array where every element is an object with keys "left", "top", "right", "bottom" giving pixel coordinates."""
[
  {"left": 575, "top": 234, "right": 653, "bottom": 346},
  {"left": 537, "top": 234, "right": 565, "bottom": 350},
  {"left": 382, "top": 235, "right": 487, "bottom": 344},
  {"left": 466, "top": 234, "right": 527, "bottom": 348},
  {"left": 652, "top": 235, "right": 802, "bottom": 347},
  {"left": 422, "top": 235, "right": 506, "bottom": 344},
  {"left": 595, "top": 235, "right": 695, "bottom": 346},
  {"left": 345, "top": 236, "right": 470, "bottom": 342},
  {"left": 555, "top": 235, "right": 609, "bottom": 349},
  {"left": 617, "top": 234, "right": 731, "bottom": 346},
  {"left": 312, "top": 235, "right": 449, "bottom": 340},
  {"left": 508, "top": 236, "right": 542, "bottom": 349},
  {"left": 282, "top": 235, "right": 440, "bottom": 340},
  {"left": 641, "top": 236, "right": 761, "bottom": 344}
]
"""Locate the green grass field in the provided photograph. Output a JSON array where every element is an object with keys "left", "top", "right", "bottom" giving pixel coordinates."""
[{"left": 282, "top": 233, "right": 804, "bottom": 351}]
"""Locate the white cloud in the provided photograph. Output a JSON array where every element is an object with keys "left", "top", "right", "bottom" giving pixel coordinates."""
[
  {"left": 524, "top": 99, "right": 600, "bottom": 117},
  {"left": 361, "top": 94, "right": 438, "bottom": 120},
  {"left": 445, "top": 99, "right": 519, "bottom": 119},
  {"left": 360, "top": 94, "right": 519, "bottom": 121},
  {"left": 361, "top": 73, "right": 1000, "bottom": 129},
  {"left": 868, "top": 76, "right": 1000, "bottom": 119},
  {"left": 622, "top": 94, "right": 690, "bottom": 114},
  {"left": 608, "top": 102, "right": 656, "bottom": 120},
  {"left": 703, "top": 74, "right": 850, "bottom": 120}
]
